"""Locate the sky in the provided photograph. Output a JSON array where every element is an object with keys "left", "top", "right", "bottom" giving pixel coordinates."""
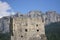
[{"left": 0, "top": 0, "right": 60, "bottom": 18}]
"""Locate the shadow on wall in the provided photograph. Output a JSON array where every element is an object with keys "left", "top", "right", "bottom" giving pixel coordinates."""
[{"left": 45, "top": 22, "right": 60, "bottom": 40}]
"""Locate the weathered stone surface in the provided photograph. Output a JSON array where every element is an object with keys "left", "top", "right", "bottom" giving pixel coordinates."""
[
  {"left": 0, "top": 16, "right": 10, "bottom": 33},
  {"left": 44, "top": 11, "right": 60, "bottom": 25},
  {"left": 11, "top": 11, "right": 46, "bottom": 40}
]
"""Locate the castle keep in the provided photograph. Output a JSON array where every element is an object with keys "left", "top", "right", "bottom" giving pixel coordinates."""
[{"left": 11, "top": 11, "right": 47, "bottom": 40}]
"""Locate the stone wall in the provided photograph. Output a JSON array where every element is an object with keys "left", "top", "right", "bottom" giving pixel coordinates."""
[{"left": 11, "top": 14, "right": 46, "bottom": 40}]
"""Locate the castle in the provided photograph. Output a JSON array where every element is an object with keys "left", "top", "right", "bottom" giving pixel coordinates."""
[
  {"left": 11, "top": 11, "right": 47, "bottom": 40},
  {"left": 0, "top": 11, "right": 60, "bottom": 40}
]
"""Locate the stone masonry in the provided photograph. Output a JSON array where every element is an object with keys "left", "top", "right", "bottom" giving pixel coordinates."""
[{"left": 11, "top": 12, "right": 47, "bottom": 40}]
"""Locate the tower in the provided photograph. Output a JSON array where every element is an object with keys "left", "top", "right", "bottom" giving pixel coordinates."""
[{"left": 11, "top": 11, "right": 47, "bottom": 40}]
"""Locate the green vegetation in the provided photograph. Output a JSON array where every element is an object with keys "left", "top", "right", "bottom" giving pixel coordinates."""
[
  {"left": 0, "top": 33, "right": 11, "bottom": 40},
  {"left": 45, "top": 22, "right": 60, "bottom": 40}
]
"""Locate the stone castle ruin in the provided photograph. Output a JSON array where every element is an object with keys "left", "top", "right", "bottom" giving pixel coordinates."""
[{"left": 11, "top": 11, "right": 47, "bottom": 40}]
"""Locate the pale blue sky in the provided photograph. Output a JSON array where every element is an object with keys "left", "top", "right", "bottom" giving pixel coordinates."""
[{"left": 1, "top": 0, "right": 60, "bottom": 13}]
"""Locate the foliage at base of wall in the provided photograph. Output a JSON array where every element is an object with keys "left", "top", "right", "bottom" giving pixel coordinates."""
[
  {"left": 45, "top": 22, "right": 60, "bottom": 40},
  {"left": 0, "top": 33, "right": 11, "bottom": 40}
]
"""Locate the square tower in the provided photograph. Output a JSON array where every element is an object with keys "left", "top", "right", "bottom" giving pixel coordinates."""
[{"left": 11, "top": 16, "right": 46, "bottom": 40}]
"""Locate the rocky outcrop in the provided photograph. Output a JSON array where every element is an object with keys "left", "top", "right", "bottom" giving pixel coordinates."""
[
  {"left": 44, "top": 11, "right": 60, "bottom": 25},
  {"left": 0, "top": 16, "right": 10, "bottom": 33}
]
